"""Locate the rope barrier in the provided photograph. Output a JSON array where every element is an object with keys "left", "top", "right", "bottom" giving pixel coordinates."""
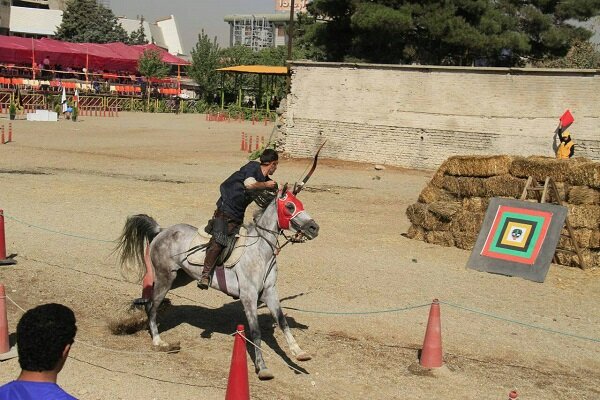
[
  {"left": 3, "top": 213, "right": 599, "bottom": 345},
  {"left": 4, "top": 293, "right": 203, "bottom": 357},
  {"left": 282, "top": 303, "right": 431, "bottom": 315},
  {"left": 3, "top": 212, "right": 116, "bottom": 243},
  {"left": 231, "top": 329, "right": 307, "bottom": 376},
  {"left": 439, "top": 300, "right": 600, "bottom": 344}
]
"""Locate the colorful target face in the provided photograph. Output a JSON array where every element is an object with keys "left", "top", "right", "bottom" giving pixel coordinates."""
[
  {"left": 481, "top": 206, "right": 552, "bottom": 265},
  {"left": 467, "top": 198, "right": 567, "bottom": 282}
]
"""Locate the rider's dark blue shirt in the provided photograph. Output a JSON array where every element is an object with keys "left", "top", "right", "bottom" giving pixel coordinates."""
[{"left": 217, "top": 161, "right": 268, "bottom": 221}]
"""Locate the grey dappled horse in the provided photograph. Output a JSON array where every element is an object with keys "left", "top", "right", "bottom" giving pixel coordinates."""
[{"left": 115, "top": 185, "right": 319, "bottom": 379}]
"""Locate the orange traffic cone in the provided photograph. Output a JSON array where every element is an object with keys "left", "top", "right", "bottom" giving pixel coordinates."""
[
  {"left": 0, "top": 210, "right": 16, "bottom": 266},
  {"left": 0, "top": 283, "right": 17, "bottom": 360},
  {"left": 419, "top": 299, "right": 443, "bottom": 368},
  {"left": 225, "top": 325, "right": 250, "bottom": 400},
  {"left": 0, "top": 284, "right": 9, "bottom": 354}
]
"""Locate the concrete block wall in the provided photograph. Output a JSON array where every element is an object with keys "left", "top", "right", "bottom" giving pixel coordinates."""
[{"left": 280, "top": 62, "right": 600, "bottom": 170}]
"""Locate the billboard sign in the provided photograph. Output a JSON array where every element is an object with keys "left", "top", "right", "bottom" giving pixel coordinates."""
[{"left": 275, "top": 0, "right": 309, "bottom": 13}]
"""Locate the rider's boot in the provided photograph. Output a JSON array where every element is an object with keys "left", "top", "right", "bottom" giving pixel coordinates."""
[{"left": 198, "top": 240, "right": 222, "bottom": 290}]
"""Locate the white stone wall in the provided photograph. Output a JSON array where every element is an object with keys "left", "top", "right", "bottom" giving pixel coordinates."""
[{"left": 280, "top": 62, "right": 600, "bottom": 170}]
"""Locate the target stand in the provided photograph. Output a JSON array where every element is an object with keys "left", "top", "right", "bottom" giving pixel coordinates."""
[{"left": 467, "top": 193, "right": 567, "bottom": 283}]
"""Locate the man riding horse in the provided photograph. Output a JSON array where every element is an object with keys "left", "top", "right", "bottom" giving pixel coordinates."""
[{"left": 198, "top": 149, "right": 279, "bottom": 289}]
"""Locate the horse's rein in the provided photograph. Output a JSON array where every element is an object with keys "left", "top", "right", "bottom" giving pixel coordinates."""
[{"left": 253, "top": 219, "right": 307, "bottom": 256}]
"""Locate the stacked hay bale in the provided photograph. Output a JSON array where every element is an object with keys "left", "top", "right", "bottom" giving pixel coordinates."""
[{"left": 406, "top": 155, "right": 600, "bottom": 268}]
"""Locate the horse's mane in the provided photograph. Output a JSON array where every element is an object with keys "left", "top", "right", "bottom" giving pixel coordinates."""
[{"left": 249, "top": 198, "right": 276, "bottom": 229}]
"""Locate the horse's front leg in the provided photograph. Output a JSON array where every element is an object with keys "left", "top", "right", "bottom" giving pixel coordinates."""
[
  {"left": 240, "top": 293, "right": 274, "bottom": 380},
  {"left": 261, "top": 286, "right": 311, "bottom": 362}
]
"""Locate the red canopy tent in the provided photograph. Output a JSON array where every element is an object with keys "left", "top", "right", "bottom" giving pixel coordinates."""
[{"left": 0, "top": 35, "right": 189, "bottom": 73}]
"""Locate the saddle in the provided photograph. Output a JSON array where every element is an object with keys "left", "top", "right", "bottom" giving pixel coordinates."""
[{"left": 186, "top": 225, "right": 248, "bottom": 268}]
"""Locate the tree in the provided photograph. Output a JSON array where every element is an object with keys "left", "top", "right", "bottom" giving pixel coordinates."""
[
  {"left": 293, "top": 12, "right": 328, "bottom": 61},
  {"left": 138, "top": 49, "right": 171, "bottom": 107},
  {"left": 187, "top": 30, "right": 221, "bottom": 101},
  {"left": 537, "top": 40, "right": 600, "bottom": 69},
  {"left": 55, "top": 0, "right": 129, "bottom": 44},
  {"left": 302, "top": 0, "right": 600, "bottom": 66},
  {"left": 137, "top": 49, "right": 170, "bottom": 79},
  {"left": 129, "top": 17, "right": 149, "bottom": 45}
]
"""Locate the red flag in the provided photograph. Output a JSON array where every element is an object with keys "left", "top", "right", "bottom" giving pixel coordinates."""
[{"left": 559, "top": 110, "right": 574, "bottom": 129}]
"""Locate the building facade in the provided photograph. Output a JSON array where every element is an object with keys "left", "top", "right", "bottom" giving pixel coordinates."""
[
  {"left": 224, "top": 13, "right": 294, "bottom": 51},
  {"left": 0, "top": 0, "right": 184, "bottom": 55}
]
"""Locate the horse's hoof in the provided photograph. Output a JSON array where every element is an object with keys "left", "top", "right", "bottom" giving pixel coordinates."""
[
  {"left": 258, "top": 369, "right": 274, "bottom": 380},
  {"left": 152, "top": 341, "right": 181, "bottom": 353},
  {"left": 295, "top": 351, "right": 312, "bottom": 361}
]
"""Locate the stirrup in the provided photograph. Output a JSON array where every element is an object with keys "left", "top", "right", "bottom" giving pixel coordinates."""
[{"left": 197, "top": 275, "right": 210, "bottom": 290}]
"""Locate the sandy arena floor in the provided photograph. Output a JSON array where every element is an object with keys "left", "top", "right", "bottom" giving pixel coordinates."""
[{"left": 0, "top": 112, "right": 599, "bottom": 399}]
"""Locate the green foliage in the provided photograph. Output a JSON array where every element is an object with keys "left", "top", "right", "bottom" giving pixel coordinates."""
[
  {"left": 137, "top": 49, "right": 170, "bottom": 79},
  {"left": 301, "top": 0, "right": 600, "bottom": 66},
  {"left": 55, "top": 0, "right": 129, "bottom": 43},
  {"left": 248, "top": 140, "right": 277, "bottom": 161},
  {"left": 72, "top": 106, "right": 79, "bottom": 121},
  {"left": 537, "top": 40, "right": 600, "bottom": 68},
  {"left": 129, "top": 17, "right": 149, "bottom": 45},
  {"left": 8, "top": 102, "right": 16, "bottom": 115},
  {"left": 293, "top": 13, "right": 328, "bottom": 61},
  {"left": 187, "top": 30, "right": 221, "bottom": 101}
]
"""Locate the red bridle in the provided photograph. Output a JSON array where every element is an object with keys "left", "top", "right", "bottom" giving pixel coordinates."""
[{"left": 276, "top": 190, "right": 305, "bottom": 230}]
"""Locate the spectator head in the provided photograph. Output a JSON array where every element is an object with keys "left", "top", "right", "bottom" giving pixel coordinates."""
[{"left": 16, "top": 303, "right": 77, "bottom": 373}]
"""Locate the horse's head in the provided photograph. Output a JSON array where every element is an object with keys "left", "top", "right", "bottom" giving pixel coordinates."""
[{"left": 276, "top": 185, "right": 319, "bottom": 240}]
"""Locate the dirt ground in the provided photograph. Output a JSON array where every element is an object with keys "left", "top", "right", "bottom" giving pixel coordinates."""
[{"left": 0, "top": 113, "right": 599, "bottom": 400}]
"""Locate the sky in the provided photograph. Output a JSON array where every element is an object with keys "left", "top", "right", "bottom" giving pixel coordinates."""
[{"left": 110, "top": 0, "right": 279, "bottom": 54}]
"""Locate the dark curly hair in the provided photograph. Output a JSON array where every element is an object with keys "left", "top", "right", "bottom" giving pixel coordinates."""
[
  {"left": 16, "top": 303, "right": 77, "bottom": 372},
  {"left": 259, "top": 149, "right": 278, "bottom": 164}
]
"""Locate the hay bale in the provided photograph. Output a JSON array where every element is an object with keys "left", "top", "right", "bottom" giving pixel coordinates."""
[
  {"left": 450, "top": 211, "right": 485, "bottom": 234},
  {"left": 406, "top": 202, "right": 450, "bottom": 231},
  {"left": 580, "top": 250, "right": 600, "bottom": 269},
  {"left": 569, "top": 162, "right": 600, "bottom": 189},
  {"left": 418, "top": 184, "right": 456, "bottom": 204},
  {"left": 590, "top": 231, "right": 600, "bottom": 248},
  {"left": 406, "top": 225, "right": 426, "bottom": 241},
  {"left": 461, "top": 197, "right": 490, "bottom": 213},
  {"left": 556, "top": 249, "right": 600, "bottom": 269},
  {"left": 441, "top": 176, "right": 487, "bottom": 197},
  {"left": 430, "top": 160, "right": 450, "bottom": 188},
  {"left": 509, "top": 156, "right": 582, "bottom": 182},
  {"left": 425, "top": 230, "right": 455, "bottom": 247},
  {"left": 566, "top": 204, "right": 600, "bottom": 229},
  {"left": 549, "top": 181, "right": 570, "bottom": 203},
  {"left": 568, "top": 186, "right": 600, "bottom": 205},
  {"left": 444, "top": 155, "right": 512, "bottom": 177},
  {"left": 428, "top": 201, "right": 462, "bottom": 221},
  {"left": 559, "top": 228, "right": 593, "bottom": 249},
  {"left": 558, "top": 227, "right": 600, "bottom": 249},
  {"left": 453, "top": 231, "right": 478, "bottom": 250},
  {"left": 484, "top": 174, "right": 527, "bottom": 198},
  {"left": 553, "top": 250, "right": 572, "bottom": 267}
]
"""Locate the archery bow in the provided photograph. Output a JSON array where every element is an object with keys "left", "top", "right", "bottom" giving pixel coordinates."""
[{"left": 294, "top": 140, "right": 327, "bottom": 194}]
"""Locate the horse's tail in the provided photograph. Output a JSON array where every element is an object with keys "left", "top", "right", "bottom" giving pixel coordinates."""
[{"left": 114, "top": 214, "right": 161, "bottom": 283}]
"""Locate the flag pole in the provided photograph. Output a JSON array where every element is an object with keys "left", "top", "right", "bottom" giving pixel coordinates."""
[
  {"left": 31, "top": 38, "right": 36, "bottom": 80},
  {"left": 86, "top": 47, "right": 89, "bottom": 82}
]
